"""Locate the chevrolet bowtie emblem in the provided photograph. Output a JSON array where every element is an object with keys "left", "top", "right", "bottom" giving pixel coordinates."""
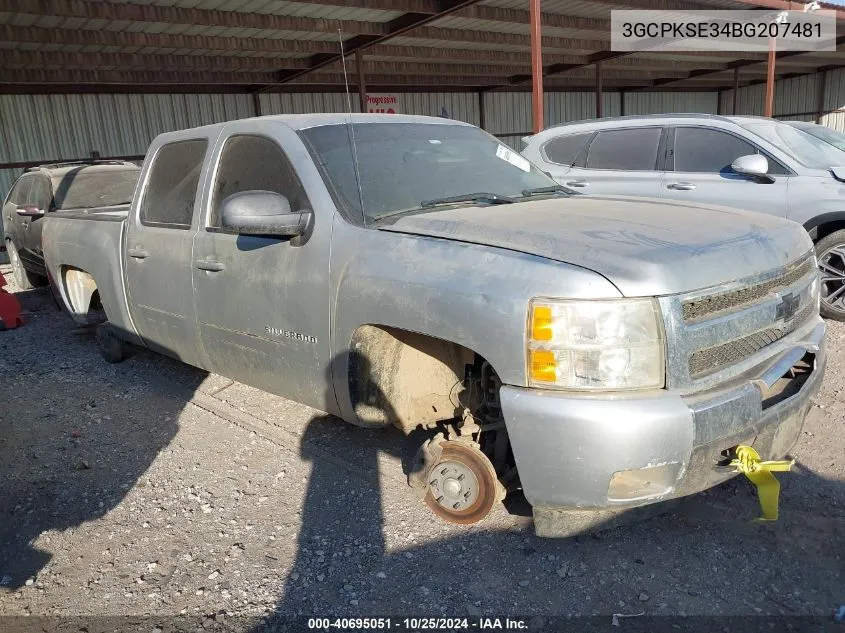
[{"left": 775, "top": 292, "right": 800, "bottom": 322}]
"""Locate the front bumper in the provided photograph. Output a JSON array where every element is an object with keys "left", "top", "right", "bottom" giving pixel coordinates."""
[{"left": 501, "top": 320, "right": 826, "bottom": 514}]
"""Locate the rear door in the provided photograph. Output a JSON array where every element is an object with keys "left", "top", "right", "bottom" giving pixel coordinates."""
[
  {"left": 3, "top": 174, "right": 33, "bottom": 247},
  {"left": 123, "top": 137, "right": 211, "bottom": 365},
  {"left": 19, "top": 174, "right": 52, "bottom": 264},
  {"left": 661, "top": 125, "right": 789, "bottom": 217},
  {"left": 191, "top": 125, "right": 333, "bottom": 410},
  {"left": 557, "top": 126, "right": 666, "bottom": 198}
]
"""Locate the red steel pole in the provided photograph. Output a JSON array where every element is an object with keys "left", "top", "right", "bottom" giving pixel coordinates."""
[
  {"left": 529, "top": 0, "right": 544, "bottom": 134},
  {"left": 764, "top": 38, "right": 776, "bottom": 117}
]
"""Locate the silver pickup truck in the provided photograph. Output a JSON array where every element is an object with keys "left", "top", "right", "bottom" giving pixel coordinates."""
[{"left": 42, "top": 114, "right": 826, "bottom": 537}]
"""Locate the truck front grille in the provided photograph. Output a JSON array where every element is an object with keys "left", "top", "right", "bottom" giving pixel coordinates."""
[
  {"left": 682, "top": 257, "right": 814, "bottom": 323},
  {"left": 659, "top": 252, "right": 819, "bottom": 390},
  {"left": 688, "top": 302, "right": 814, "bottom": 377}
]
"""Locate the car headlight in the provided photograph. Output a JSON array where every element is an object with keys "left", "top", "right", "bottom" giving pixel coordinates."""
[{"left": 527, "top": 298, "right": 665, "bottom": 391}]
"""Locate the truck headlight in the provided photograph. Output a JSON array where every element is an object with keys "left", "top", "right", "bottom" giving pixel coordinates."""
[{"left": 527, "top": 298, "right": 665, "bottom": 391}]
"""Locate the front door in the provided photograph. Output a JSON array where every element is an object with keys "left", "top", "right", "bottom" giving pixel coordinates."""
[
  {"left": 191, "top": 129, "right": 332, "bottom": 410},
  {"left": 123, "top": 138, "right": 210, "bottom": 365},
  {"left": 660, "top": 126, "right": 789, "bottom": 217}
]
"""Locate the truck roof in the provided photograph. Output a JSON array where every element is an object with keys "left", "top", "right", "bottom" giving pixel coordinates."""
[
  {"left": 26, "top": 161, "right": 140, "bottom": 176},
  {"left": 151, "top": 113, "right": 473, "bottom": 142}
]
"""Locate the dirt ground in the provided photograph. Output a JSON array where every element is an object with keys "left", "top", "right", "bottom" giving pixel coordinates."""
[{"left": 1, "top": 264, "right": 843, "bottom": 629}]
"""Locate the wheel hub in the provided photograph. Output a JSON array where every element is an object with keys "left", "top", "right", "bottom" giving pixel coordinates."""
[{"left": 428, "top": 460, "right": 479, "bottom": 511}]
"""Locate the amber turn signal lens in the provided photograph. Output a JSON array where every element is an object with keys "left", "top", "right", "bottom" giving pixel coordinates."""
[
  {"left": 531, "top": 305, "right": 553, "bottom": 341},
  {"left": 529, "top": 349, "right": 557, "bottom": 382}
]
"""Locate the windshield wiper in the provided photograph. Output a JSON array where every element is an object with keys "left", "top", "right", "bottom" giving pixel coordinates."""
[
  {"left": 521, "top": 185, "right": 575, "bottom": 197},
  {"left": 420, "top": 192, "right": 515, "bottom": 208}
]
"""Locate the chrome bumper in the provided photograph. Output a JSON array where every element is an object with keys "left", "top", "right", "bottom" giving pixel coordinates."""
[{"left": 501, "top": 319, "right": 825, "bottom": 515}]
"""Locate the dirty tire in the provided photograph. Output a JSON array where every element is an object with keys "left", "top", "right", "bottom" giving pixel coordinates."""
[
  {"left": 816, "top": 229, "right": 845, "bottom": 321},
  {"left": 96, "top": 323, "right": 130, "bottom": 364},
  {"left": 424, "top": 442, "right": 498, "bottom": 525},
  {"left": 6, "top": 240, "right": 44, "bottom": 290}
]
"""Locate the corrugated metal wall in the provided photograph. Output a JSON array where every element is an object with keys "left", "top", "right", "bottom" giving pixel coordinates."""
[
  {"left": 0, "top": 89, "right": 728, "bottom": 200},
  {"left": 718, "top": 71, "right": 845, "bottom": 129},
  {"left": 3, "top": 78, "right": 841, "bottom": 204}
]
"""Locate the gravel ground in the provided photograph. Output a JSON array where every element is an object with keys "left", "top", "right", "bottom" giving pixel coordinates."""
[{"left": 0, "top": 263, "right": 843, "bottom": 628}]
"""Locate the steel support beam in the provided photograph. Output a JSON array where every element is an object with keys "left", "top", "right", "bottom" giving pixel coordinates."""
[
  {"left": 595, "top": 61, "right": 603, "bottom": 118},
  {"left": 764, "top": 40, "right": 776, "bottom": 117},
  {"left": 530, "top": 0, "right": 544, "bottom": 134},
  {"left": 356, "top": 51, "right": 367, "bottom": 113},
  {"left": 733, "top": 66, "right": 740, "bottom": 114}
]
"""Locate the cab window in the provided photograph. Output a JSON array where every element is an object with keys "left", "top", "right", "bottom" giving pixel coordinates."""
[
  {"left": 210, "top": 135, "right": 310, "bottom": 227},
  {"left": 140, "top": 139, "right": 208, "bottom": 229}
]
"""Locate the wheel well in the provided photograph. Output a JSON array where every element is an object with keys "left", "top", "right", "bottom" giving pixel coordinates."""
[
  {"left": 61, "top": 267, "right": 106, "bottom": 323},
  {"left": 806, "top": 217, "right": 845, "bottom": 243},
  {"left": 347, "top": 325, "right": 491, "bottom": 432}
]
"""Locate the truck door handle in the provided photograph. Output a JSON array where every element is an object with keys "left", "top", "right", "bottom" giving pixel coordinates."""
[
  {"left": 667, "top": 182, "right": 696, "bottom": 191},
  {"left": 128, "top": 247, "right": 149, "bottom": 259},
  {"left": 565, "top": 180, "right": 590, "bottom": 187},
  {"left": 195, "top": 260, "right": 225, "bottom": 272}
]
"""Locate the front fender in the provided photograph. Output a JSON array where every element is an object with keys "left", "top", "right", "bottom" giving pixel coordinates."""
[{"left": 328, "top": 217, "right": 622, "bottom": 424}]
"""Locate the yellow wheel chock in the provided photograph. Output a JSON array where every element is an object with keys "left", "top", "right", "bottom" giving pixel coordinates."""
[{"left": 729, "top": 445, "right": 794, "bottom": 521}]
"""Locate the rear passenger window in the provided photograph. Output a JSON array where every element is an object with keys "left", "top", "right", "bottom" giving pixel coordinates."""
[
  {"left": 8, "top": 176, "right": 32, "bottom": 206},
  {"left": 210, "top": 135, "right": 310, "bottom": 227},
  {"left": 543, "top": 133, "right": 593, "bottom": 166},
  {"left": 586, "top": 128, "right": 662, "bottom": 171},
  {"left": 141, "top": 139, "right": 207, "bottom": 229},
  {"left": 673, "top": 127, "right": 757, "bottom": 173}
]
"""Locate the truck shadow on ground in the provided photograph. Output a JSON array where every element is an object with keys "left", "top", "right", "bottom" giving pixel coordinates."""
[
  {"left": 0, "top": 284, "right": 208, "bottom": 591},
  {"left": 1, "top": 283, "right": 842, "bottom": 623},
  {"left": 256, "top": 355, "right": 844, "bottom": 630}
]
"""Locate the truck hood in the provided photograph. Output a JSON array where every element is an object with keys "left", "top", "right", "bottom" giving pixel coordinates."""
[{"left": 379, "top": 195, "right": 812, "bottom": 297}]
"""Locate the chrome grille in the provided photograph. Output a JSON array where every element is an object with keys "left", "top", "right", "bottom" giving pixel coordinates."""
[
  {"left": 682, "top": 257, "right": 814, "bottom": 323},
  {"left": 688, "top": 302, "right": 814, "bottom": 377}
]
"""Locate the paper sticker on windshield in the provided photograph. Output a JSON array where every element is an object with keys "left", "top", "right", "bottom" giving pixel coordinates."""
[{"left": 496, "top": 144, "right": 531, "bottom": 172}]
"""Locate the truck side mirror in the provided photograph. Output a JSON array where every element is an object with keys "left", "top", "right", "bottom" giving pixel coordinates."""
[
  {"left": 16, "top": 204, "right": 45, "bottom": 217},
  {"left": 220, "top": 190, "right": 312, "bottom": 238},
  {"left": 731, "top": 154, "right": 772, "bottom": 182}
]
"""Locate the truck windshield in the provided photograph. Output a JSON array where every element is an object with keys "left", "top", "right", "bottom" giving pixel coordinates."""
[
  {"left": 739, "top": 121, "right": 845, "bottom": 169},
  {"left": 51, "top": 167, "right": 140, "bottom": 210},
  {"left": 299, "top": 122, "right": 555, "bottom": 224}
]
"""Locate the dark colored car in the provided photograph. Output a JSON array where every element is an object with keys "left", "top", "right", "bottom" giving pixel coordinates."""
[{"left": 2, "top": 161, "right": 140, "bottom": 289}]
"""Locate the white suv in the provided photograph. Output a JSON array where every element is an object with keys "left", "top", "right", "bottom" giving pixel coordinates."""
[{"left": 522, "top": 114, "right": 845, "bottom": 320}]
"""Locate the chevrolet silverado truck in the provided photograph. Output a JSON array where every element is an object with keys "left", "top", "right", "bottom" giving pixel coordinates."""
[{"left": 42, "top": 114, "right": 826, "bottom": 537}]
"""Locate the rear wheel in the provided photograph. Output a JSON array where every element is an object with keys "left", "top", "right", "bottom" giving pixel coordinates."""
[
  {"left": 815, "top": 230, "right": 845, "bottom": 321},
  {"left": 95, "top": 323, "right": 132, "bottom": 364},
  {"left": 6, "top": 240, "right": 45, "bottom": 290}
]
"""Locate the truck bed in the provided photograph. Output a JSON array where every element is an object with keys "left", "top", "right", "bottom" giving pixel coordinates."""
[{"left": 42, "top": 207, "right": 138, "bottom": 342}]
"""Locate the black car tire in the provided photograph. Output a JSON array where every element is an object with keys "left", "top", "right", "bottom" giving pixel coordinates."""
[
  {"left": 6, "top": 240, "right": 47, "bottom": 290},
  {"left": 95, "top": 323, "right": 132, "bottom": 364},
  {"left": 815, "top": 229, "right": 845, "bottom": 321}
]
